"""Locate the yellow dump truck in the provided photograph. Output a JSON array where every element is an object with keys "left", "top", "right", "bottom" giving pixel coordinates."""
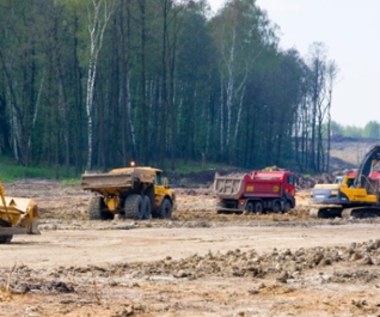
[
  {"left": 0, "top": 182, "right": 39, "bottom": 243},
  {"left": 81, "top": 166, "right": 175, "bottom": 220}
]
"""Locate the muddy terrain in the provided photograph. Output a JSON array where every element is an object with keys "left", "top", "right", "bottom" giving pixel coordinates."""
[{"left": 1, "top": 180, "right": 380, "bottom": 317}]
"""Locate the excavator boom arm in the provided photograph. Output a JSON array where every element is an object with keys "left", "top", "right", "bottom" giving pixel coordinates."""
[{"left": 354, "top": 145, "right": 380, "bottom": 188}]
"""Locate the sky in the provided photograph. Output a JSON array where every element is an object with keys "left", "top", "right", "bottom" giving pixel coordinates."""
[{"left": 207, "top": 0, "right": 380, "bottom": 127}]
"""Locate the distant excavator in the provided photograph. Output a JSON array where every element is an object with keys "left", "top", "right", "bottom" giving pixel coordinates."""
[
  {"left": 0, "top": 181, "right": 39, "bottom": 243},
  {"left": 311, "top": 145, "right": 380, "bottom": 218}
]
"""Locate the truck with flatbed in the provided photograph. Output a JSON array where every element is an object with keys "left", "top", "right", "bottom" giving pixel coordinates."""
[
  {"left": 213, "top": 170, "right": 296, "bottom": 213},
  {"left": 81, "top": 166, "right": 175, "bottom": 220}
]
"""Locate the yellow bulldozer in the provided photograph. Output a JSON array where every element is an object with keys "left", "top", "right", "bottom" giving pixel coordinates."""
[{"left": 0, "top": 182, "right": 39, "bottom": 243}]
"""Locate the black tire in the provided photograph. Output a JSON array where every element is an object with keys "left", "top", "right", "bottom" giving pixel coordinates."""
[
  {"left": 124, "top": 194, "right": 144, "bottom": 220},
  {"left": 272, "top": 200, "right": 281, "bottom": 213},
  {"left": 283, "top": 201, "right": 291, "bottom": 213},
  {"left": 254, "top": 201, "right": 263, "bottom": 214},
  {"left": 0, "top": 219, "right": 13, "bottom": 244},
  {"left": 142, "top": 196, "right": 152, "bottom": 220},
  {"left": 88, "top": 196, "right": 113, "bottom": 220},
  {"left": 244, "top": 201, "right": 254, "bottom": 214},
  {"left": 158, "top": 198, "right": 172, "bottom": 219},
  {"left": 0, "top": 234, "right": 12, "bottom": 244}
]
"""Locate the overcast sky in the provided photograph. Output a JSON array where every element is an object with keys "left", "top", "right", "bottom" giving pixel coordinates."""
[{"left": 208, "top": 0, "right": 379, "bottom": 127}]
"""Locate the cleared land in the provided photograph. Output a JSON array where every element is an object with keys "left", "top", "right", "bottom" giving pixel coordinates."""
[{"left": 1, "top": 181, "right": 380, "bottom": 317}]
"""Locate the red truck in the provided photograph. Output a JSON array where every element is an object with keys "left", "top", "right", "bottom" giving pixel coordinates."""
[{"left": 213, "top": 170, "right": 296, "bottom": 213}]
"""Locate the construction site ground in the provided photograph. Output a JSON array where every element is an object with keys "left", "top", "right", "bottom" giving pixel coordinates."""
[{"left": 1, "top": 180, "right": 380, "bottom": 317}]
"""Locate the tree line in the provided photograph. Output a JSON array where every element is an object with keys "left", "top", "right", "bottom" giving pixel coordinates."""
[
  {"left": 0, "top": 0, "right": 337, "bottom": 176},
  {"left": 331, "top": 121, "right": 380, "bottom": 139}
]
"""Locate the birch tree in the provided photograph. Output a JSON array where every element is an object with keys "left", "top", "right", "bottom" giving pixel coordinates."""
[
  {"left": 0, "top": 1, "right": 46, "bottom": 166},
  {"left": 211, "top": 0, "right": 273, "bottom": 161},
  {"left": 305, "top": 42, "right": 338, "bottom": 172},
  {"left": 85, "top": 0, "right": 114, "bottom": 170}
]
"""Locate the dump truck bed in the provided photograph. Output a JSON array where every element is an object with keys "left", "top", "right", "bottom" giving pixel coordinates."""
[
  {"left": 81, "top": 167, "right": 159, "bottom": 194},
  {"left": 81, "top": 172, "right": 134, "bottom": 190},
  {"left": 214, "top": 172, "right": 287, "bottom": 200},
  {"left": 214, "top": 176, "right": 245, "bottom": 200}
]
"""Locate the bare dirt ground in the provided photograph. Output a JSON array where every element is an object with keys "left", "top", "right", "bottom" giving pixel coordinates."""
[{"left": 1, "top": 180, "right": 380, "bottom": 317}]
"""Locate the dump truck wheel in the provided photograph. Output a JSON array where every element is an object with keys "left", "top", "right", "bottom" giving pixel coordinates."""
[
  {"left": 142, "top": 196, "right": 152, "bottom": 220},
  {"left": 254, "top": 201, "right": 263, "bottom": 214},
  {"left": 124, "top": 194, "right": 144, "bottom": 220},
  {"left": 0, "top": 235, "right": 12, "bottom": 244},
  {"left": 158, "top": 198, "right": 172, "bottom": 219},
  {"left": 283, "top": 201, "right": 291, "bottom": 213},
  {"left": 0, "top": 219, "right": 13, "bottom": 244},
  {"left": 272, "top": 200, "right": 281, "bottom": 213},
  {"left": 88, "top": 196, "right": 113, "bottom": 220},
  {"left": 244, "top": 202, "right": 254, "bottom": 214}
]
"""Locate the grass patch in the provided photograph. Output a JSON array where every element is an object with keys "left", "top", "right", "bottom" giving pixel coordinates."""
[
  {"left": 0, "top": 156, "right": 78, "bottom": 183},
  {"left": 167, "top": 159, "right": 237, "bottom": 174}
]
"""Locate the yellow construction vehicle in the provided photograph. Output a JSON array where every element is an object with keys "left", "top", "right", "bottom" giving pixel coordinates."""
[
  {"left": 0, "top": 182, "right": 39, "bottom": 243},
  {"left": 81, "top": 165, "right": 175, "bottom": 220},
  {"left": 310, "top": 145, "right": 380, "bottom": 218}
]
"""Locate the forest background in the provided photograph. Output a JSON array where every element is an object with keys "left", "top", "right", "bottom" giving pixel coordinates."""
[{"left": 0, "top": 0, "right": 377, "bottom": 177}]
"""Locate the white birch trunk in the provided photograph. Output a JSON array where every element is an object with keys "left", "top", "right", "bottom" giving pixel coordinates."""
[
  {"left": 126, "top": 74, "right": 136, "bottom": 153},
  {"left": 219, "top": 74, "right": 224, "bottom": 154},
  {"left": 233, "top": 67, "right": 248, "bottom": 141},
  {"left": 85, "top": 0, "right": 113, "bottom": 171},
  {"left": 26, "top": 74, "right": 44, "bottom": 161},
  {"left": 225, "top": 29, "right": 236, "bottom": 147}
]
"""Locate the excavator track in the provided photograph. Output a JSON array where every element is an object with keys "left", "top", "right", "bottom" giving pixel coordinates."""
[
  {"left": 310, "top": 205, "right": 343, "bottom": 218},
  {"left": 310, "top": 205, "right": 380, "bottom": 219},
  {"left": 341, "top": 206, "right": 380, "bottom": 219}
]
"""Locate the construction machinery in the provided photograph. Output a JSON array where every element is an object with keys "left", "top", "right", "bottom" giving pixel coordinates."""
[
  {"left": 311, "top": 145, "right": 380, "bottom": 218},
  {"left": 214, "top": 170, "right": 296, "bottom": 213},
  {"left": 0, "top": 182, "right": 39, "bottom": 243},
  {"left": 81, "top": 165, "right": 175, "bottom": 220}
]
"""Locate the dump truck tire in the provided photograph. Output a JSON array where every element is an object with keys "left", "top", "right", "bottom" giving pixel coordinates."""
[
  {"left": 124, "top": 194, "right": 144, "bottom": 220},
  {"left": 0, "top": 219, "right": 13, "bottom": 244},
  {"left": 254, "top": 201, "right": 263, "bottom": 213},
  {"left": 272, "top": 200, "right": 281, "bottom": 213},
  {"left": 143, "top": 196, "right": 152, "bottom": 220},
  {"left": 283, "top": 201, "right": 292, "bottom": 213},
  {"left": 88, "top": 196, "right": 113, "bottom": 220},
  {"left": 0, "top": 234, "right": 12, "bottom": 244},
  {"left": 244, "top": 201, "right": 254, "bottom": 214},
  {"left": 158, "top": 198, "right": 172, "bottom": 219}
]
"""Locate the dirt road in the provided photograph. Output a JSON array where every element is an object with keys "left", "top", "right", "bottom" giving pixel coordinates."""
[
  {"left": 2, "top": 223, "right": 380, "bottom": 269},
  {"left": 1, "top": 181, "right": 380, "bottom": 317}
]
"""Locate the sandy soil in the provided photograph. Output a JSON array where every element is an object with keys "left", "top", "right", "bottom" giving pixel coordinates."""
[{"left": 1, "top": 181, "right": 380, "bottom": 317}]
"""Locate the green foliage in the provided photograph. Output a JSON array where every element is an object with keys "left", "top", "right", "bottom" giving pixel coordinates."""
[
  {"left": 167, "top": 160, "right": 235, "bottom": 175},
  {"left": 0, "top": 156, "right": 55, "bottom": 182},
  {"left": 0, "top": 0, "right": 341, "bottom": 174},
  {"left": 330, "top": 120, "right": 380, "bottom": 138},
  {"left": 363, "top": 121, "right": 380, "bottom": 138}
]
